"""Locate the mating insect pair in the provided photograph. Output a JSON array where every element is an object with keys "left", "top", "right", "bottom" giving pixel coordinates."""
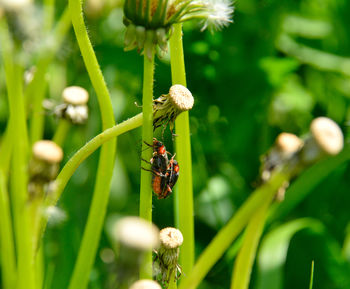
[{"left": 143, "top": 138, "right": 179, "bottom": 199}]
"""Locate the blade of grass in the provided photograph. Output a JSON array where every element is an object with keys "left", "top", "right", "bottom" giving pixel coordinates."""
[
  {"left": 230, "top": 198, "right": 270, "bottom": 289},
  {"left": 309, "top": 261, "right": 314, "bottom": 289},
  {"left": 178, "top": 172, "right": 289, "bottom": 289}
]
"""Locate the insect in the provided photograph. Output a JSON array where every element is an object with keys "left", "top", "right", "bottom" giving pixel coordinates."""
[
  {"left": 152, "top": 156, "right": 179, "bottom": 199},
  {"left": 142, "top": 138, "right": 179, "bottom": 199}
]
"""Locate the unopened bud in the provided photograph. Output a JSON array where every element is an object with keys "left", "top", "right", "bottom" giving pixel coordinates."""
[
  {"left": 301, "top": 117, "right": 344, "bottom": 163},
  {"left": 56, "top": 86, "right": 89, "bottom": 124},
  {"left": 113, "top": 217, "right": 160, "bottom": 251},
  {"left": 275, "top": 132, "right": 304, "bottom": 154},
  {"left": 153, "top": 85, "right": 194, "bottom": 132},
  {"left": 154, "top": 227, "right": 183, "bottom": 286},
  {"left": 0, "top": 0, "right": 32, "bottom": 11},
  {"left": 32, "top": 140, "right": 63, "bottom": 164},
  {"left": 29, "top": 140, "right": 63, "bottom": 197},
  {"left": 62, "top": 86, "right": 89, "bottom": 105},
  {"left": 129, "top": 280, "right": 162, "bottom": 289},
  {"left": 113, "top": 217, "right": 160, "bottom": 287},
  {"left": 261, "top": 133, "right": 303, "bottom": 182}
]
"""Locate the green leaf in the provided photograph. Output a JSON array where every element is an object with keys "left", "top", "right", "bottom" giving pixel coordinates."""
[{"left": 256, "top": 218, "right": 324, "bottom": 289}]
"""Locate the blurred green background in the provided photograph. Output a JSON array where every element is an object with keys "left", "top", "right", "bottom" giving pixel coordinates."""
[{"left": 2, "top": 0, "right": 350, "bottom": 288}]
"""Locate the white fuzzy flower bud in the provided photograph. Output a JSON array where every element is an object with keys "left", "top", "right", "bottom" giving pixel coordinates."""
[
  {"left": 301, "top": 117, "right": 344, "bottom": 163},
  {"left": 129, "top": 280, "right": 162, "bottom": 289}
]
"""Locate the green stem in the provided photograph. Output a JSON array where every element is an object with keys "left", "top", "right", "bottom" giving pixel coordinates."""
[
  {"left": 67, "top": 0, "right": 116, "bottom": 288},
  {"left": 0, "top": 121, "right": 13, "bottom": 173},
  {"left": 139, "top": 52, "right": 155, "bottom": 279},
  {"left": 0, "top": 171, "right": 16, "bottom": 289},
  {"left": 230, "top": 199, "right": 270, "bottom": 289},
  {"left": 52, "top": 119, "right": 71, "bottom": 146},
  {"left": 169, "top": 23, "right": 195, "bottom": 276},
  {"left": 309, "top": 261, "right": 314, "bottom": 289},
  {"left": 269, "top": 145, "right": 350, "bottom": 222},
  {"left": 37, "top": 114, "right": 143, "bottom": 246},
  {"left": 28, "top": 7, "right": 71, "bottom": 144},
  {"left": 178, "top": 172, "right": 289, "bottom": 289},
  {"left": 43, "top": 0, "right": 56, "bottom": 32},
  {"left": 11, "top": 67, "right": 35, "bottom": 289},
  {"left": 0, "top": 18, "right": 35, "bottom": 289},
  {"left": 276, "top": 33, "right": 350, "bottom": 76}
]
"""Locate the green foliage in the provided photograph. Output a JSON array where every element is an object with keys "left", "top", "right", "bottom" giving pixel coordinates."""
[{"left": 1, "top": 0, "right": 350, "bottom": 288}]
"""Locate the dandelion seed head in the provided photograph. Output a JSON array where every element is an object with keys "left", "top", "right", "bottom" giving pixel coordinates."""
[{"left": 201, "top": 0, "right": 234, "bottom": 31}]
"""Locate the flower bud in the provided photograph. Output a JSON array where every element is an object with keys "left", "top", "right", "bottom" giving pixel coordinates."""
[
  {"left": 154, "top": 227, "right": 183, "bottom": 286},
  {"left": 113, "top": 216, "right": 160, "bottom": 251},
  {"left": 129, "top": 280, "right": 162, "bottom": 289},
  {"left": 112, "top": 217, "right": 160, "bottom": 287},
  {"left": 55, "top": 86, "right": 89, "bottom": 124},
  {"left": 261, "top": 132, "right": 303, "bottom": 182},
  {"left": 153, "top": 84, "right": 194, "bottom": 133},
  {"left": 0, "top": 0, "right": 32, "bottom": 11},
  {"left": 301, "top": 117, "right": 344, "bottom": 164},
  {"left": 29, "top": 140, "right": 63, "bottom": 198},
  {"left": 123, "top": 0, "right": 233, "bottom": 58}
]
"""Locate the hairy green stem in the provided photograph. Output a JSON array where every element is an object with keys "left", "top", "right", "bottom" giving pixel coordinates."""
[
  {"left": 39, "top": 113, "right": 142, "bottom": 242},
  {"left": 52, "top": 119, "right": 71, "bottom": 146},
  {"left": 178, "top": 172, "right": 289, "bottom": 289},
  {"left": 139, "top": 51, "right": 155, "bottom": 279},
  {"left": 28, "top": 7, "right": 71, "bottom": 144},
  {"left": 230, "top": 199, "right": 270, "bottom": 289},
  {"left": 169, "top": 23, "right": 195, "bottom": 276},
  {"left": 67, "top": 1, "right": 116, "bottom": 289}
]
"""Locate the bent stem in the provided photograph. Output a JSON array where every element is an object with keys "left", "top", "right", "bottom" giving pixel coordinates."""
[
  {"left": 67, "top": 0, "right": 116, "bottom": 289},
  {"left": 169, "top": 23, "right": 195, "bottom": 276},
  {"left": 230, "top": 199, "right": 270, "bottom": 289},
  {"left": 178, "top": 172, "right": 289, "bottom": 289},
  {"left": 38, "top": 114, "right": 143, "bottom": 246},
  {"left": 139, "top": 52, "right": 155, "bottom": 279}
]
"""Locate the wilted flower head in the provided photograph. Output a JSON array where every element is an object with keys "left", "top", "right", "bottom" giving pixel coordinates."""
[{"left": 123, "top": 0, "right": 234, "bottom": 58}]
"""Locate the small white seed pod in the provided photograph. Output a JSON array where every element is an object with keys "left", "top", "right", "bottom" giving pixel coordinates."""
[
  {"left": 159, "top": 227, "right": 183, "bottom": 249},
  {"left": 113, "top": 217, "right": 160, "bottom": 251},
  {"left": 0, "top": 0, "right": 32, "bottom": 11},
  {"left": 301, "top": 117, "right": 344, "bottom": 163},
  {"left": 275, "top": 132, "right": 304, "bottom": 155},
  {"left": 168, "top": 85, "right": 194, "bottom": 112},
  {"left": 32, "top": 140, "right": 63, "bottom": 164},
  {"left": 153, "top": 85, "right": 194, "bottom": 132},
  {"left": 261, "top": 133, "right": 303, "bottom": 182},
  {"left": 155, "top": 227, "right": 183, "bottom": 284},
  {"left": 62, "top": 86, "right": 89, "bottom": 106},
  {"left": 129, "top": 280, "right": 162, "bottom": 289}
]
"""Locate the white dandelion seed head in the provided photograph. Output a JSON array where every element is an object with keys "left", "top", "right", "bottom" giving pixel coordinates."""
[{"left": 201, "top": 0, "right": 234, "bottom": 31}]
